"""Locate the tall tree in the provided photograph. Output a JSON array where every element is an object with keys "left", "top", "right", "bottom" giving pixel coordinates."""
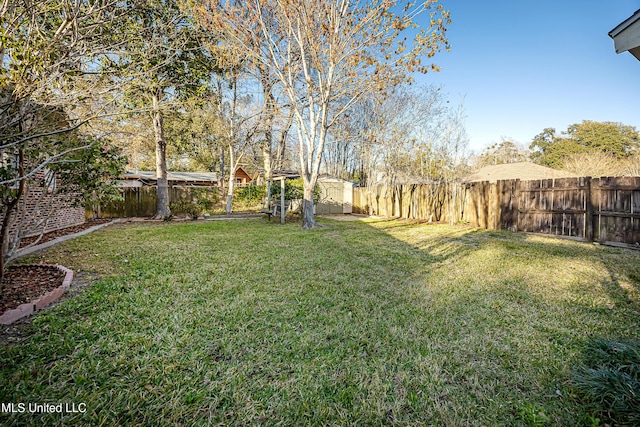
[
  {"left": 212, "top": 71, "right": 258, "bottom": 214},
  {"left": 561, "top": 152, "right": 624, "bottom": 177},
  {"left": 565, "top": 121, "right": 639, "bottom": 158},
  {"left": 197, "top": 6, "right": 294, "bottom": 193},
  {"left": 112, "top": 0, "right": 213, "bottom": 218},
  {"left": 165, "top": 96, "right": 224, "bottom": 172},
  {"left": 529, "top": 128, "right": 567, "bottom": 168},
  {"left": 332, "top": 84, "right": 467, "bottom": 184},
  {"left": 198, "top": 0, "right": 450, "bottom": 229}
]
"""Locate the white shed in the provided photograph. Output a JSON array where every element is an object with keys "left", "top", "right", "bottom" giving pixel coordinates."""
[{"left": 316, "top": 176, "right": 353, "bottom": 215}]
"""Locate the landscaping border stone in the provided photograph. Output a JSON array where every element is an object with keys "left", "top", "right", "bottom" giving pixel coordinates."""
[
  {"left": 10, "top": 219, "right": 119, "bottom": 261},
  {"left": 0, "top": 265, "right": 74, "bottom": 325}
]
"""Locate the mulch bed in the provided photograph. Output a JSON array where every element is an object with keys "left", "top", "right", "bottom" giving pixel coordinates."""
[
  {"left": 19, "top": 219, "right": 111, "bottom": 249},
  {"left": 0, "top": 265, "right": 65, "bottom": 314},
  {"left": 2, "top": 219, "right": 111, "bottom": 315}
]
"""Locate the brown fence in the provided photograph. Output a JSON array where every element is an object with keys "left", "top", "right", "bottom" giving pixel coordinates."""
[
  {"left": 95, "top": 186, "right": 222, "bottom": 218},
  {"left": 354, "top": 176, "right": 640, "bottom": 249},
  {"left": 353, "top": 182, "right": 466, "bottom": 223}
]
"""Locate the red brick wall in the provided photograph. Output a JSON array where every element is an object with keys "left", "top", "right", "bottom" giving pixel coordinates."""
[{"left": 7, "top": 175, "right": 85, "bottom": 241}]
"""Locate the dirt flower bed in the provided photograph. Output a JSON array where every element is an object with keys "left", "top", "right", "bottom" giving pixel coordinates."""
[
  {"left": 0, "top": 265, "right": 65, "bottom": 314},
  {"left": 18, "top": 219, "right": 111, "bottom": 249},
  {"left": 2, "top": 220, "right": 111, "bottom": 316}
]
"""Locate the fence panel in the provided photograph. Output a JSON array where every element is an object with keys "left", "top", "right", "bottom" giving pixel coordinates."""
[
  {"left": 354, "top": 183, "right": 466, "bottom": 223},
  {"left": 516, "top": 177, "right": 589, "bottom": 239},
  {"left": 593, "top": 177, "right": 640, "bottom": 247},
  {"left": 98, "top": 186, "right": 222, "bottom": 218},
  {"left": 354, "top": 187, "right": 370, "bottom": 215},
  {"left": 498, "top": 179, "right": 518, "bottom": 231},
  {"left": 357, "top": 176, "right": 640, "bottom": 249},
  {"left": 101, "top": 179, "right": 640, "bottom": 248}
]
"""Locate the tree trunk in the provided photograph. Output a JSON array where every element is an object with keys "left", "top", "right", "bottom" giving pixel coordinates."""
[
  {"left": 0, "top": 199, "right": 19, "bottom": 286},
  {"left": 0, "top": 205, "right": 14, "bottom": 286},
  {"left": 261, "top": 73, "right": 274, "bottom": 182},
  {"left": 301, "top": 176, "right": 317, "bottom": 230},
  {"left": 152, "top": 91, "right": 170, "bottom": 218},
  {"left": 0, "top": 149, "right": 25, "bottom": 286},
  {"left": 275, "top": 109, "right": 294, "bottom": 171},
  {"left": 302, "top": 186, "right": 316, "bottom": 230},
  {"left": 219, "top": 146, "right": 225, "bottom": 189},
  {"left": 226, "top": 145, "right": 234, "bottom": 215},
  {"left": 262, "top": 144, "right": 272, "bottom": 182},
  {"left": 225, "top": 187, "right": 233, "bottom": 214}
]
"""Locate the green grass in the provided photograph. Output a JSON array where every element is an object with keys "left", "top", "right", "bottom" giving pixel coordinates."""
[
  {"left": 1, "top": 218, "right": 639, "bottom": 426},
  {"left": 571, "top": 338, "right": 640, "bottom": 426}
]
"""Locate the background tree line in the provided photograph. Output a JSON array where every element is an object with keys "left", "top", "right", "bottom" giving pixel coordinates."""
[
  {"left": 2, "top": 0, "right": 639, "bottom": 285},
  {"left": 1, "top": 0, "right": 459, "bottom": 278},
  {"left": 473, "top": 120, "right": 640, "bottom": 177}
]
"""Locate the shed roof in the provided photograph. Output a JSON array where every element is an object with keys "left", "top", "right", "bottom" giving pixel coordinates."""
[
  {"left": 272, "top": 170, "right": 301, "bottom": 179},
  {"left": 125, "top": 171, "right": 218, "bottom": 182},
  {"left": 318, "top": 175, "right": 353, "bottom": 184},
  {"left": 464, "top": 162, "right": 575, "bottom": 183}
]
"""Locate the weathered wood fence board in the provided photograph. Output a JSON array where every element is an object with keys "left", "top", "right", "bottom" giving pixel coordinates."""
[
  {"left": 516, "top": 177, "right": 590, "bottom": 240},
  {"left": 354, "top": 176, "right": 640, "bottom": 249},
  {"left": 594, "top": 177, "right": 640, "bottom": 247},
  {"left": 97, "top": 186, "right": 221, "bottom": 218}
]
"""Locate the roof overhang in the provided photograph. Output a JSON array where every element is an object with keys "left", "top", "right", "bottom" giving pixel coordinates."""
[
  {"left": 609, "top": 9, "right": 640, "bottom": 61},
  {"left": 123, "top": 171, "right": 218, "bottom": 183}
]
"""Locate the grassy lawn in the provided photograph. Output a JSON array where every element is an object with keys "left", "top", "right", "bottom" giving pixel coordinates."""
[{"left": 1, "top": 218, "right": 639, "bottom": 426}]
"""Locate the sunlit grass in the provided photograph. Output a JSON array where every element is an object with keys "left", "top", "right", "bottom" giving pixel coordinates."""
[{"left": 1, "top": 218, "right": 639, "bottom": 425}]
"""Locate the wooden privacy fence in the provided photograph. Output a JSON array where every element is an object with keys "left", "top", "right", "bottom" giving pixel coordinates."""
[
  {"left": 96, "top": 186, "right": 221, "bottom": 218},
  {"left": 354, "top": 176, "right": 640, "bottom": 249},
  {"left": 353, "top": 182, "right": 466, "bottom": 223}
]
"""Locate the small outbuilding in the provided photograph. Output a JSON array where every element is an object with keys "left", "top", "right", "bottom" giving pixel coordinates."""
[
  {"left": 120, "top": 168, "right": 252, "bottom": 188},
  {"left": 233, "top": 166, "right": 253, "bottom": 186},
  {"left": 120, "top": 171, "right": 218, "bottom": 187},
  {"left": 315, "top": 175, "right": 353, "bottom": 215},
  {"left": 609, "top": 9, "right": 640, "bottom": 61}
]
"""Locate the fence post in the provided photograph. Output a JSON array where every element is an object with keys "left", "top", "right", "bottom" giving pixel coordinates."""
[
  {"left": 492, "top": 181, "right": 500, "bottom": 230},
  {"left": 280, "top": 177, "right": 285, "bottom": 225},
  {"left": 585, "top": 177, "right": 594, "bottom": 242},
  {"left": 514, "top": 179, "right": 520, "bottom": 232}
]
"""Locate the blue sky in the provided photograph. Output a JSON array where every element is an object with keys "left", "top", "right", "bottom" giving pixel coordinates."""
[{"left": 419, "top": 1, "right": 640, "bottom": 153}]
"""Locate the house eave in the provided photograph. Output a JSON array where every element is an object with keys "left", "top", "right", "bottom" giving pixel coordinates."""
[
  {"left": 609, "top": 9, "right": 640, "bottom": 60},
  {"left": 609, "top": 9, "right": 640, "bottom": 38}
]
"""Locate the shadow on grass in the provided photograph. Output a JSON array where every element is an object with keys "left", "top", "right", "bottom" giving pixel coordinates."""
[
  {"left": 0, "top": 217, "right": 639, "bottom": 426},
  {"left": 359, "top": 218, "right": 640, "bottom": 425}
]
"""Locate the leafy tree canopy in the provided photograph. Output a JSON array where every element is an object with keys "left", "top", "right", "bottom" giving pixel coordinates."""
[
  {"left": 53, "top": 142, "right": 128, "bottom": 209},
  {"left": 529, "top": 121, "right": 639, "bottom": 169}
]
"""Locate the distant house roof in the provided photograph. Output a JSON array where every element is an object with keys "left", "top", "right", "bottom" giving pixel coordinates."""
[
  {"left": 124, "top": 171, "right": 218, "bottom": 184},
  {"left": 234, "top": 166, "right": 253, "bottom": 181},
  {"left": 464, "top": 162, "right": 575, "bottom": 183},
  {"left": 317, "top": 175, "right": 355, "bottom": 185},
  {"left": 609, "top": 9, "right": 640, "bottom": 61}
]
